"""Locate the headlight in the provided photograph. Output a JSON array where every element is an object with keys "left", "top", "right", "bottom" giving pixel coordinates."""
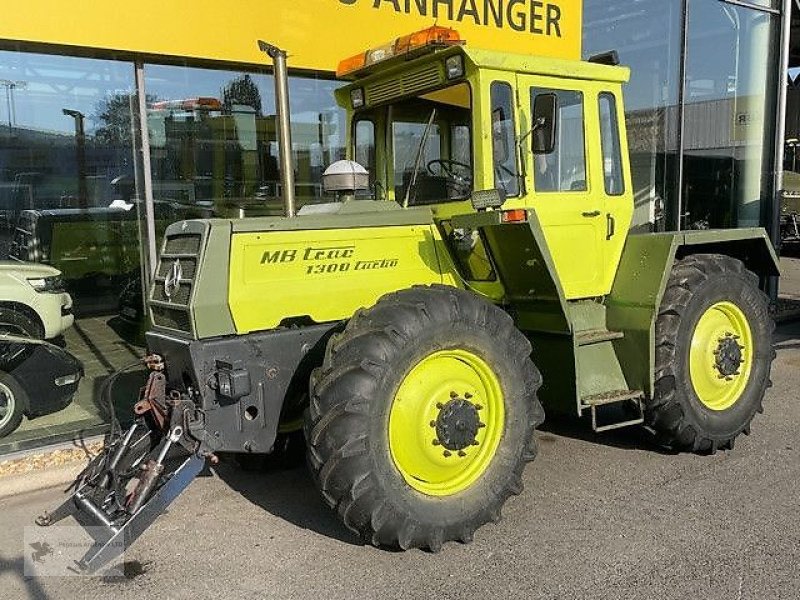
[
  {"left": 350, "top": 87, "right": 365, "bottom": 109},
  {"left": 28, "top": 275, "right": 65, "bottom": 293},
  {"left": 55, "top": 373, "right": 80, "bottom": 386},
  {"left": 445, "top": 55, "right": 464, "bottom": 80}
]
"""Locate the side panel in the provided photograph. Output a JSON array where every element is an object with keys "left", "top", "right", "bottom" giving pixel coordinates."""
[{"left": 229, "top": 225, "right": 449, "bottom": 333}]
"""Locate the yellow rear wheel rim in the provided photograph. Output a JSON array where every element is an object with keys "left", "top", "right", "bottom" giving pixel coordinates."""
[
  {"left": 689, "top": 301, "right": 753, "bottom": 411},
  {"left": 388, "top": 349, "right": 505, "bottom": 497}
]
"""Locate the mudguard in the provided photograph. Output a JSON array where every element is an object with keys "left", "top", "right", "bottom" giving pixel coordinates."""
[{"left": 606, "top": 228, "right": 779, "bottom": 399}]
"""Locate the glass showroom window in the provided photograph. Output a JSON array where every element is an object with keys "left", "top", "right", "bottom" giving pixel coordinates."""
[
  {"left": 0, "top": 48, "right": 145, "bottom": 452},
  {"left": 143, "top": 64, "right": 346, "bottom": 218},
  {"left": 583, "top": 0, "right": 683, "bottom": 232},
  {"left": 682, "top": 0, "right": 779, "bottom": 230}
]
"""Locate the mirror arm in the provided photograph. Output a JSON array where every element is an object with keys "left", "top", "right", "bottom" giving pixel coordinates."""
[{"left": 517, "top": 118, "right": 545, "bottom": 149}]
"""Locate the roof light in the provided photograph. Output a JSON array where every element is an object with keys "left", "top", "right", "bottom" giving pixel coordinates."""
[
  {"left": 150, "top": 97, "right": 223, "bottom": 111},
  {"left": 350, "top": 87, "right": 364, "bottom": 109},
  {"left": 337, "top": 25, "right": 463, "bottom": 78},
  {"left": 445, "top": 54, "right": 465, "bottom": 80}
]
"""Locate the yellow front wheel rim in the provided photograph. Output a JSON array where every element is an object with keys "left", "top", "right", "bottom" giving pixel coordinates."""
[
  {"left": 689, "top": 301, "right": 753, "bottom": 411},
  {"left": 388, "top": 349, "right": 505, "bottom": 497}
]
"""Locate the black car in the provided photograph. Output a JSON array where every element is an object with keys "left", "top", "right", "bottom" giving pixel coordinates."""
[{"left": 0, "top": 336, "right": 83, "bottom": 437}]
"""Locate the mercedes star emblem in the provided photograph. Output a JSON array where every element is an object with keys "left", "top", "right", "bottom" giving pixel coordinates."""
[{"left": 164, "top": 259, "right": 183, "bottom": 300}]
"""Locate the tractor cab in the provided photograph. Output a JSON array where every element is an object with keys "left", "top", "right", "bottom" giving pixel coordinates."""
[{"left": 336, "top": 26, "right": 634, "bottom": 300}]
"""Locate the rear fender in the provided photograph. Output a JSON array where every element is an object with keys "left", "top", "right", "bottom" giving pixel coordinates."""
[{"left": 606, "top": 228, "right": 778, "bottom": 399}]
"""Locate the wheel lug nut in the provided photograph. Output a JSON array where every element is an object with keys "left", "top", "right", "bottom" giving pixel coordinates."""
[
  {"left": 475, "top": 404, "right": 483, "bottom": 411},
  {"left": 464, "top": 392, "right": 472, "bottom": 399},
  {"left": 472, "top": 440, "right": 479, "bottom": 446},
  {"left": 436, "top": 402, "right": 444, "bottom": 409},
  {"left": 429, "top": 420, "right": 436, "bottom": 428},
  {"left": 478, "top": 422, "right": 486, "bottom": 428},
  {"left": 450, "top": 391, "right": 458, "bottom": 398},
  {"left": 432, "top": 439, "right": 440, "bottom": 446},
  {"left": 443, "top": 450, "right": 452, "bottom": 457},
  {"left": 458, "top": 450, "right": 467, "bottom": 457}
]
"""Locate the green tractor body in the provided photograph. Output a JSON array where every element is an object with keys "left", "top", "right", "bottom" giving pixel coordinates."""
[{"left": 41, "top": 28, "right": 778, "bottom": 569}]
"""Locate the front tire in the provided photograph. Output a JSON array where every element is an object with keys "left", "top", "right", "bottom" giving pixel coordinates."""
[
  {"left": 305, "top": 285, "right": 543, "bottom": 550},
  {"left": 648, "top": 254, "right": 774, "bottom": 452},
  {"left": 0, "top": 307, "right": 43, "bottom": 339},
  {"left": 0, "top": 373, "right": 28, "bottom": 437}
]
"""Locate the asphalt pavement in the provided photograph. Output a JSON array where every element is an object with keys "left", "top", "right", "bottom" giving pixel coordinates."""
[{"left": 2, "top": 322, "right": 800, "bottom": 600}]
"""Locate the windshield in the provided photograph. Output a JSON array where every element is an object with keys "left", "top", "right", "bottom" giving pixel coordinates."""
[{"left": 355, "top": 82, "right": 473, "bottom": 206}]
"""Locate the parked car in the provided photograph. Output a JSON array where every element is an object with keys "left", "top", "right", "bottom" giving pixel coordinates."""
[
  {"left": 0, "top": 336, "right": 83, "bottom": 437},
  {"left": 0, "top": 261, "right": 73, "bottom": 340}
]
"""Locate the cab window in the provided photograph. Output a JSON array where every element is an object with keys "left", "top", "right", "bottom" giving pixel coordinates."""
[
  {"left": 490, "top": 82, "right": 520, "bottom": 197},
  {"left": 390, "top": 82, "right": 473, "bottom": 206},
  {"left": 599, "top": 93, "right": 625, "bottom": 195},
  {"left": 354, "top": 119, "right": 376, "bottom": 195},
  {"left": 531, "top": 88, "right": 587, "bottom": 193}
]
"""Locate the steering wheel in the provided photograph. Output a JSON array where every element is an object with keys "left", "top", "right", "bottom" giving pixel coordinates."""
[{"left": 427, "top": 159, "right": 472, "bottom": 183}]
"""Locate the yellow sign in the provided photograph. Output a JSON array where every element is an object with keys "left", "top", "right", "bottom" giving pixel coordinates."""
[{"left": 2, "top": 0, "right": 581, "bottom": 71}]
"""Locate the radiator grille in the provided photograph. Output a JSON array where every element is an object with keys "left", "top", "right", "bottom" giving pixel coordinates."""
[
  {"left": 150, "top": 231, "right": 203, "bottom": 334},
  {"left": 367, "top": 63, "right": 444, "bottom": 105}
]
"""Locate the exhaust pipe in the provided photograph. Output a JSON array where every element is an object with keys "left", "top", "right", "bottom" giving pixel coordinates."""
[{"left": 258, "top": 40, "right": 296, "bottom": 217}]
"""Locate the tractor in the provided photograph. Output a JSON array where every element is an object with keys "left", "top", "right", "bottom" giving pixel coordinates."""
[{"left": 37, "top": 26, "right": 778, "bottom": 570}]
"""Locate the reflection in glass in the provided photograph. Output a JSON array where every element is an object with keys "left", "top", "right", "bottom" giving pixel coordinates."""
[
  {"left": 583, "top": 0, "right": 682, "bottom": 231},
  {"left": 682, "top": 0, "right": 778, "bottom": 229},
  {"left": 0, "top": 48, "right": 144, "bottom": 451},
  {"left": 144, "top": 64, "right": 346, "bottom": 217}
]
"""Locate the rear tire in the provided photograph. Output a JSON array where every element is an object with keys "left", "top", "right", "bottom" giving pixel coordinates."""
[
  {"left": 648, "top": 254, "right": 774, "bottom": 453},
  {"left": 305, "top": 285, "right": 543, "bottom": 551}
]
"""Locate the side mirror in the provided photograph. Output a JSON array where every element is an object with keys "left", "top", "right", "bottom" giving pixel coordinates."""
[{"left": 532, "top": 93, "right": 557, "bottom": 155}]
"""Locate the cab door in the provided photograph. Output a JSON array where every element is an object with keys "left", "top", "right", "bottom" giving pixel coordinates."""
[{"left": 517, "top": 75, "right": 608, "bottom": 300}]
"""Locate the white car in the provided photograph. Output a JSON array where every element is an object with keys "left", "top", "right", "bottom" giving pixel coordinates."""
[{"left": 0, "top": 261, "right": 74, "bottom": 340}]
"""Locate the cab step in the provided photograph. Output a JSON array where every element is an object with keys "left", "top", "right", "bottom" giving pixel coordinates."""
[
  {"left": 575, "top": 329, "right": 624, "bottom": 346},
  {"left": 581, "top": 389, "right": 645, "bottom": 433}
]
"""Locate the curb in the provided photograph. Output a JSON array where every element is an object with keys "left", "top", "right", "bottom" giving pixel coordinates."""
[
  {"left": 0, "top": 462, "right": 86, "bottom": 500},
  {"left": 0, "top": 438, "right": 104, "bottom": 500}
]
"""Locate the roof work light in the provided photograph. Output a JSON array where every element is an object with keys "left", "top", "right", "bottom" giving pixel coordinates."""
[{"left": 337, "top": 25, "right": 464, "bottom": 78}]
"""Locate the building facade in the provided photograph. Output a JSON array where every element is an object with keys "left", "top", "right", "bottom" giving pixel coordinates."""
[{"left": 0, "top": 0, "right": 790, "bottom": 454}]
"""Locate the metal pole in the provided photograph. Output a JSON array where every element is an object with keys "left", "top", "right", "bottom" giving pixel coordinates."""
[
  {"left": 4, "top": 85, "right": 11, "bottom": 132},
  {"left": 134, "top": 60, "right": 159, "bottom": 279},
  {"left": 773, "top": 0, "right": 792, "bottom": 241},
  {"left": 62, "top": 109, "right": 88, "bottom": 207},
  {"left": 768, "top": 0, "right": 793, "bottom": 300},
  {"left": 675, "top": 0, "right": 690, "bottom": 232},
  {"left": 258, "top": 40, "right": 296, "bottom": 217}
]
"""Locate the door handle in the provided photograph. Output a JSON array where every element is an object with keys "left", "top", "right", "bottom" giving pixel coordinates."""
[
  {"left": 582, "top": 210, "right": 601, "bottom": 218},
  {"left": 606, "top": 213, "right": 616, "bottom": 240}
]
